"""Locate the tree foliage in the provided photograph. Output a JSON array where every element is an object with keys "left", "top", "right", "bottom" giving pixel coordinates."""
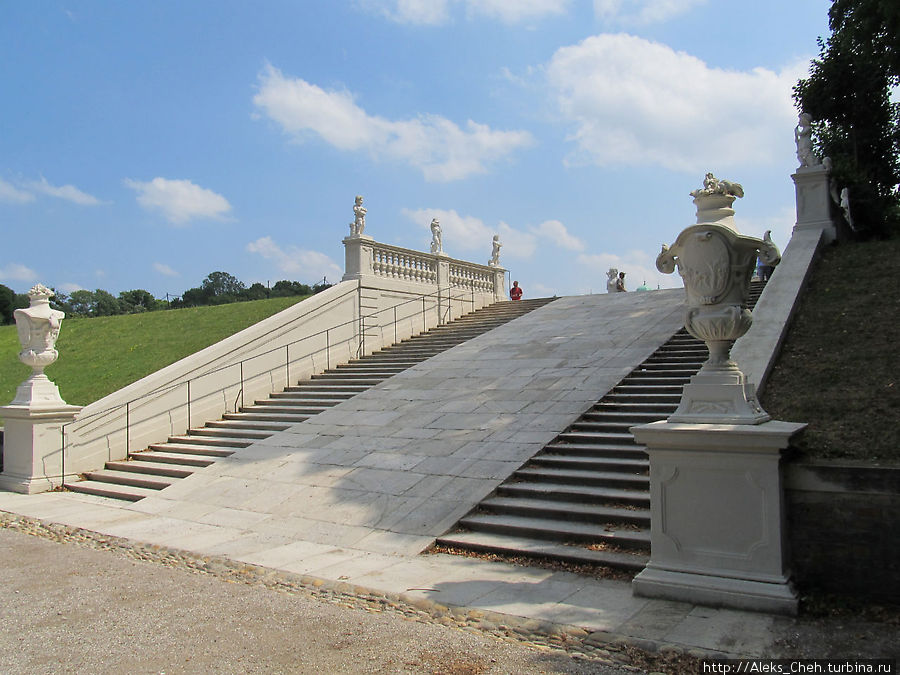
[{"left": 793, "top": 0, "right": 900, "bottom": 237}]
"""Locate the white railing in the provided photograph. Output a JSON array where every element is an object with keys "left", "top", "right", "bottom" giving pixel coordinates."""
[{"left": 371, "top": 243, "right": 437, "bottom": 283}]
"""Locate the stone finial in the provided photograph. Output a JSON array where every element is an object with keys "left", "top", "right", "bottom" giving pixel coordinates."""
[
  {"left": 430, "top": 218, "right": 442, "bottom": 254},
  {"left": 488, "top": 234, "right": 501, "bottom": 267},
  {"left": 349, "top": 195, "right": 367, "bottom": 236},
  {"left": 690, "top": 173, "right": 744, "bottom": 231}
]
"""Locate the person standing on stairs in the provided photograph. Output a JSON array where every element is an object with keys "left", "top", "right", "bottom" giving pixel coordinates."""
[{"left": 510, "top": 281, "right": 523, "bottom": 301}]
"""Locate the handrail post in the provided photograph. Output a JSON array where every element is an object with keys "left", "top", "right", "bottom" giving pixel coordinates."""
[
  {"left": 285, "top": 344, "right": 290, "bottom": 389},
  {"left": 126, "top": 401, "right": 130, "bottom": 457},
  {"left": 326, "top": 328, "right": 331, "bottom": 370},
  {"left": 394, "top": 306, "right": 397, "bottom": 344},
  {"left": 240, "top": 362, "right": 244, "bottom": 409},
  {"left": 186, "top": 380, "right": 191, "bottom": 433},
  {"left": 422, "top": 296, "right": 426, "bottom": 333},
  {"left": 60, "top": 426, "right": 66, "bottom": 489}
]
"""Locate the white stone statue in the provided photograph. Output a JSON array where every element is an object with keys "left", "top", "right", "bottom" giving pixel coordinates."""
[
  {"left": 349, "top": 195, "right": 367, "bottom": 236},
  {"left": 795, "top": 112, "right": 819, "bottom": 168},
  {"left": 840, "top": 187, "right": 855, "bottom": 231},
  {"left": 690, "top": 173, "right": 744, "bottom": 199},
  {"left": 606, "top": 268, "right": 618, "bottom": 293},
  {"left": 488, "top": 234, "right": 501, "bottom": 267},
  {"left": 430, "top": 218, "right": 442, "bottom": 254}
]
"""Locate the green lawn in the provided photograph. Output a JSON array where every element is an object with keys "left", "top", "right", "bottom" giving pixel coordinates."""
[
  {"left": 0, "top": 296, "right": 305, "bottom": 407},
  {"left": 762, "top": 237, "right": 899, "bottom": 462}
]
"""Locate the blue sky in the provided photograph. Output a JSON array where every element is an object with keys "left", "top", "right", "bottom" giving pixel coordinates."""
[{"left": 1, "top": 0, "right": 831, "bottom": 299}]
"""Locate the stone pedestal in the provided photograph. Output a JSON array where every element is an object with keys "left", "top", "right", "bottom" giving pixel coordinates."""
[
  {"left": 342, "top": 234, "right": 375, "bottom": 282},
  {"left": 792, "top": 165, "right": 836, "bottom": 244},
  {"left": 0, "top": 402, "right": 81, "bottom": 493},
  {"left": 630, "top": 420, "right": 805, "bottom": 615},
  {"left": 493, "top": 269, "right": 506, "bottom": 302}
]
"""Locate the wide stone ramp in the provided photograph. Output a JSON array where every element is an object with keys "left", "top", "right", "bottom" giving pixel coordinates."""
[
  {"left": 66, "top": 298, "right": 554, "bottom": 502},
  {"left": 122, "top": 290, "right": 686, "bottom": 557}
]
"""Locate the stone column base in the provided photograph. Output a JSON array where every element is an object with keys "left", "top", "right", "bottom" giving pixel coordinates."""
[
  {"left": 633, "top": 564, "right": 799, "bottom": 615},
  {"left": 0, "top": 403, "right": 82, "bottom": 493},
  {"left": 630, "top": 419, "right": 806, "bottom": 616}
]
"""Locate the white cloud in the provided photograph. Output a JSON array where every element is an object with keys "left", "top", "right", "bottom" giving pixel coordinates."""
[
  {"left": 466, "top": 0, "right": 569, "bottom": 23},
  {"left": 593, "top": 0, "right": 708, "bottom": 24},
  {"left": 0, "top": 263, "right": 38, "bottom": 283},
  {"left": 253, "top": 65, "right": 533, "bottom": 182},
  {"left": 246, "top": 236, "right": 342, "bottom": 283},
  {"left": 360, "top": 0, "right": 568, "bottom": 24},
  {"left": 0, "top": 178, "right": 35, "bottom": 204},
  {"left": 57, "top": 282, "right": 85, "bottom": 294},
  {"left": 153, "top": 262, "right": 179, "bottom": 277},
  {"left": 124, "top": 177, "right": 232, "bottom": 224},
  {"left": 576, "top": 248, "right": 683, "bottom": 291},
  {"left": 545, "top": 34, "right": 803, "bottom": 172},
  {"left": 26, "top": 177, "right": 101, "bottom": 205},
  {"left": 529, "top": 219, "right": 585, "bottom": 251}
]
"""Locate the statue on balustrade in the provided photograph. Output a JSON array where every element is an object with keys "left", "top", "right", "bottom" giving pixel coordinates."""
[
  {"left": 795, "top": 112, "right": 819, "bottom": 168},
  {"left": 430, "top": 218, "right": 442, "bottom": 254},
  {"left": 489, "top": 234, "right": 501, "bottom": 267},
  {"left": 606, "top": 268, "right": 619, "bottom": 293},
  {"left": 349, "top": 195, "right": 367, "bottom": 236}
]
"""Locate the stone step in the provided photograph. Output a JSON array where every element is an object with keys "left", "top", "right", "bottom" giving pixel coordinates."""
[
  {"left": 66, "top": 480, "right": 161, "bottom": 502},
  {"left": 543, "top": 441, "right": 648, "bottom": 458},
  {"left": 569, "top": 420, "right": 641, "bottom": 434},
  {"left": 82, "top": 469, "right": 173, "bottom": 490},
  {"left": 104, "top": 459, "right": 195, "bottom": 478},
  {"left": 581, "top": 410, "right": 667, "bottom": 424},
  {"left": 185, "top": 427, "right": 271, "bottom": 441},
  {"left": 556, "top": 431, "right": 636, "bottom": 446},
  {"left": 459, "top": 513, "right": 650, "bottom": 549},
  {"left": 480, "top": 496, "right": 650, "bottom": 526},
  {"left": 514, "top": 466, "right": 649, "bottom": 489},
  {"left": 498, "top": 481, "right": 650, "bottom": 507},
  {"left": 239, "top": 403, "right": 329, "bottom": 415},
  {"left": 269, "top": 390, "right": 356, "bottom": 400},
  {"left": 151, "top": 441, "right": 238, "bottom": 457},
  {"left": 210, "top": 418, "right": 297, "bottom": 430},
  {"left": 128, "top": 450, "right": 217, "bottom": 467},
  {"left": 529, "top": 453, "right": 648, "bottom": 473},
  {"left": 436, "top": 531, "right": 648, "bottom": 572}
]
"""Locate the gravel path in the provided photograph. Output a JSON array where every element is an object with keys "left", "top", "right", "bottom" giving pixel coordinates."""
[{"left": 0, "top": 518, "right": 660, "bottom": 674}]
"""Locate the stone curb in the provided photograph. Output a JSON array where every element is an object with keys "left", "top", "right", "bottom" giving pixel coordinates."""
[{"left": 0, "top": 510, "right": 714, "bottom": 670}]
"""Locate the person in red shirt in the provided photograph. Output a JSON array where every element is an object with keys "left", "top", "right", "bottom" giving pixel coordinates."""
[{"left": 509, "top": 280, "right": 523, "bottom": 300}]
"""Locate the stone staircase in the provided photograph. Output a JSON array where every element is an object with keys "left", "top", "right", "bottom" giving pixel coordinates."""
[
  {"left": 67, "top": 297, "right": 556, "bottom": 502},
  {"left": 436, "top": 281, "right": 767, "bottom": 574}
]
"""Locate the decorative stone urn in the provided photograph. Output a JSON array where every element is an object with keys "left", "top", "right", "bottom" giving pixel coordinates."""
[
  {"left": 11, "top": 284, "right": 69, "bottom": 407},
  {"left": 1, "top": 284, "right": 81, "bottom": 494},
  {"left": 656, "top": 174, "right": 780, "bottom": 424}
]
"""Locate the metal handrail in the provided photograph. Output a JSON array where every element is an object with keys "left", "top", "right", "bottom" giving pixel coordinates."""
[{"left": 58, "top": 284, "right": 481, "bottom": 488}]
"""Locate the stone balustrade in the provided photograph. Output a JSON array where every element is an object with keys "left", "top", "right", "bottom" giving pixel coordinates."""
[{"left": 371, "top": 243, "right": 437, "bottom": 284}]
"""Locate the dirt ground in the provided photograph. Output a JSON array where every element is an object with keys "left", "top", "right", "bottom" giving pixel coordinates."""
[{"left": 0, "top": 528, "right": 636, "bottom": 675}]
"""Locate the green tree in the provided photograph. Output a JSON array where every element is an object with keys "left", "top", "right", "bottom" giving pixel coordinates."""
[
  {"left": 92, "top": 289, "right": 123, "bottom": 316},
  {"left": 118, "top": 289, "right": 161, "bottom": 313},
  {"left": 243, "top": 282, "right": 269, "bottom": 301},
  {"left": 67, "top": 290, "right": 96, "bottom": 316},
  {"left": 0, "top": 284, "right": 17, "bottom": 324},
  {"left": 201, "top": 271, "right": 245, "bottom": 304},
  {"left": 793, "top": 0, "right": 900, "bottom": 237}
]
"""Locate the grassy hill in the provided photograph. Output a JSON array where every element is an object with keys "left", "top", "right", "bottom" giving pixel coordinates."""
[
  {"left": 762, "top": 237, "right": 899, "bottom": 463},
  {"left": 0, "top": 296, "right": 305, "bottom": 407}
]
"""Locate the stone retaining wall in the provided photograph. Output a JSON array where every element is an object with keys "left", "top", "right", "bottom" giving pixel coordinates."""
[{"left": 785, "top": 460, "right": 900, "bottom": 603}]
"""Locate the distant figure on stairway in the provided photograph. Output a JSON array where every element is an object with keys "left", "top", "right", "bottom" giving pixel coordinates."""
[
  {"left": 509, "top": 280, "right": 523, "bottom": 301},
  {"left": 616, "top": 271, "right": 627, "bottom": 292}
]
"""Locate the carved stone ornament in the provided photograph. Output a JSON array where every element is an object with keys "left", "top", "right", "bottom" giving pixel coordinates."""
[
  {"left": 656, "top": 175, "right": 780, "bottom": 424},
  {"left": 606, "top": 268, "right": 618, "bottom": 293},
  {"left": 430, "top": 218, "right": 443, "bottom": 255},
  {"left": 10, "top": 284, "right": 69, "bottom": 406},
  {"left": 488, "top": 234, "right": 502, "bottom": 267}
]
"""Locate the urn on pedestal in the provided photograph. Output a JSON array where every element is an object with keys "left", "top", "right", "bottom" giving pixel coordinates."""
[{"left": 656, "top": 174, "right": 780, "bottom": 424}]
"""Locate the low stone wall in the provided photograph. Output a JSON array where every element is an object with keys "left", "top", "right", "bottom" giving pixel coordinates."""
[{"left": 785, "top": 460, "right": 900, "bottom": 603}]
